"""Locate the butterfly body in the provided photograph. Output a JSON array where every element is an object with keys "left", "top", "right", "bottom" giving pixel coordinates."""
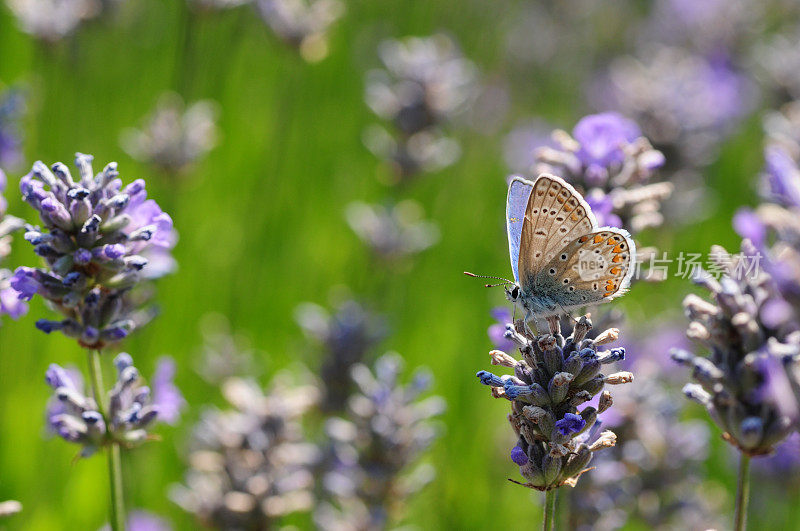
[{"left": 504, "top": 174, "right": 635, "bottom": 321}]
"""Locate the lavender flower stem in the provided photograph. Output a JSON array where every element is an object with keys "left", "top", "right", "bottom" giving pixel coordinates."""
[
  {"left": 734, "top": 454, "right": 751, "bottom": 531},
  {"left": 543, "top": 489, "right": 557, "bottom": 531},
  {"left": 107, "top": 442, "right": 126, "bottom": 531},
  {"left": 86, "top": 350, "right": 126, "bottom": 531}
]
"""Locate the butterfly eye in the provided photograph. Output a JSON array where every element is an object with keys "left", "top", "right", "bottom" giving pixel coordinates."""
[{"left": 511, "top": 286, "right": 520, "bottom": 299}]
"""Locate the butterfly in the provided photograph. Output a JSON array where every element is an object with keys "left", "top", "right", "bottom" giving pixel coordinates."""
[{"left": 468, "top": 173, "right": 636, "bottom": 324}]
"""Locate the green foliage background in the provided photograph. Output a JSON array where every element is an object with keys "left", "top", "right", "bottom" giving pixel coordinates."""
[{"left": 0, "top": 1, "right": 799, "bottom": 529}]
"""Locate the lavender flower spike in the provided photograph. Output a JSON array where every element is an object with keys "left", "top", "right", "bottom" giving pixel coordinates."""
[
  {"left": 673, "top": 243, "right": 796, "bottom": 455},
  {"left": 121, "top": 93, "right": 219, "bottom": 175},
  {"left": 317, "top": 353, "right": 445, "bottom": 530},
  {"left": 45, "top": 353, "right": 180, "bottom": 456},
  {"left": 172, "top": 374, "right": 319, "bottom": 529},
  {"left": 477, "top": 315, "right": 632, "bottom": 491},
  {"left": 13, "top": 155, "right": 176, "bottom": 348},
  {"left": 533, "top": 113, "right": 670, "bottom": 235}
]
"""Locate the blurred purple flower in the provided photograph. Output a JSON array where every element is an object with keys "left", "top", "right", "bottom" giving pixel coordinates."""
[
  {"left": 573, "top": 112, "right": 640, "bottom": 170},
  {"left": 756, "top": 350, "right": 799, "bottom": 424},
  {"left": 592, "top": 47, "right": 755, "bottom": 167},
  {"left": 487, "top": 307, "right": 515, "bottom": 352},
  {"left": 0, "top": 286, "right": 27, "bottom": 319},
  {"left": 503, "top": 120, "right": 555, "bottom": 174},
  {"left": 128, "top": 510, "right": 172, "bottom": 531},
  {"left": 0, "top": 88, "right": 24, "bottom": 170},
  {"left": 762, "top": 146, "right": 800, "bottom": 209},
  {"left": 733, "top": 208, "right": 766, "bottom": 249},
  {"left": 151, "top": 357, "right": 185, "bottom": 425},
  {"left": 585, "top": 193, "right": 622, "bottom": 228}
]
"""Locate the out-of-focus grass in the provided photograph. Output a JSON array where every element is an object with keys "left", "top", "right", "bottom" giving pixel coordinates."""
[{"left": 0, "top": 1, "right": 798, "bottom": 530}]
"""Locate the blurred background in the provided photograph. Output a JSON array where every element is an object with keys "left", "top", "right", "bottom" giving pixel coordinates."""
[{"left": 1, "top": 0, "right": 800, "bottom": 529}]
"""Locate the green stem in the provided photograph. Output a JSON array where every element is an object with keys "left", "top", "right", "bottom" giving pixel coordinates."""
[
  {"left": 107, "top": 442, "right": 126, "bottom": 531},
  {"left": 86, "top": 350, "right": 126, "bottom": 531},
  {"left": 734, "top": 453, "right": 751, "bottom": 531},
  {"left": 543, "top": 489, "right": 557, "bottom": 531}
]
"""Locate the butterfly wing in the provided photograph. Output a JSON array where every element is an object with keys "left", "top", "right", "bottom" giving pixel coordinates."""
[
  {"left": 531, "top": 227, "right": 636, "bottom": 314},
  {"left": 518, "top": 174, "right": 597, "bottom": 292},
  {"left": 507, "top": 176, "right": 535, "bottom": 283}
]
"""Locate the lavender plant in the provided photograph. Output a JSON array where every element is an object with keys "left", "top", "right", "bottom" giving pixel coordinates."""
[
  {"left": 171, "top": 375, "right": 319, "bottom": 529},
  {"left": 9, "top": 154, "right": 177, "bottom": 530},
  {"left": 364, "top": 34, "right": 477, "bottom": 181},
  {"left": 532, "top": 112, "right": 670, "bottom": 236},
  {"left": 345, "top": 200, "right": 440, "bottom": 264},
  {"left": 6, "top": 0, "right": 113, "bottom": 42},
  {"left": 672, "top": 243, "right": 797, "bottom": 530},
  {"left": 477, "top": 314, "right": 632, "bottom": 528},
  {"left": 255, "top": 0, "right": 344, "bottom": 63},
  {"left": 732, "top": 104, "right": 800, "bottom": 427},
  {"left": 591, "top": 47, "right": 755, "bottom": 169},
  {"left": 120, "top": 94, "right": 219, "bottom": 175},
  {"left": 568, "top": 326, "right": 722, "bottom": 530},
  {"left": 295, "top": 298, "right": 387, "bottom": 411},
  {"left": 11, "top": 154, "right": 175, "bottom": 346},
  {"left": 316, "top": 353, "right": 444, "bottom": 530},
  {"left": 45, "top": 354, "right": 183, "bottom": 456}
]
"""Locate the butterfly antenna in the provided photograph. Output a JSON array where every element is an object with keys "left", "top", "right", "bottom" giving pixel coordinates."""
[{"left": 463, "top": 271, "right": 513, "bottom": 288}]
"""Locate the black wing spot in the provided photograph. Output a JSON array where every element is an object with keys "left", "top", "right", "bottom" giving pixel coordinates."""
[
  {"left": 549, "top": 268, "right": 556, "bottom": 275},
  {"left": 560, "top": 253, "right": 567, "bottom": 261},
  {"left": 568, "top": 286, "right": 575, "bottom": 292},
  {"left": 562, "top": 278, "right": 569, "bottom": 284}
]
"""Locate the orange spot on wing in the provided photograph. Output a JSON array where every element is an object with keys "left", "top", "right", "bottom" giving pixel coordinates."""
[
  {"left": 610, "top": 267, "right": 621, "bottom": 275},
  {"left": 603, "top": 291, "right": 615, "bottom": 297},
  {"left": 593, "top": 235, "right": 604, "bottom": 244},
  {"left": 571, "top": 213, "right": 579, "bottom": 221},
  {"left": 607, "top": 238, "right": 617, "bottom": 245},
  {"left": 564, "top": 205, "right": 573, "bottom": 212},
  {"left": 612, "top": 255, "right": 623, "bottom": 263},
  {"left": 613, "top": 244, "right": 624, "bottom": 253},
  {"left": 579, "top": 236, "right": 589, "bottom": 243}
]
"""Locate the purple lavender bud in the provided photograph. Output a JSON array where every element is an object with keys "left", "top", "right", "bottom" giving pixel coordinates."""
[
  {"left": 510, "top": 445, "right": 529, "bottom": 466},
  {"left": 66, "top": 187, "right": 89, "bottom": 200},
  {"left": 598, "top": 348, "right": 625, "bottom": 364},
  {"left": 81, "top": 326, "right": 99, "bottom": 344},
  {"left": 80, "top": 214, "right": 101, "bottom": 234},
  {"left": 114, "top": 353, "right": 134, "bottom": 372},
  {"left": 476, "top": 370, "right": 505, "bottom": 387},
  {"left": 103, "top": 244, "right": 126, "bottom": 259},
  {"left": 504, "top": 384, "right": 534, "bottom": 399},
  {"left": 62, "top": 272, "right": 82, "bottom": 287},
  {"left": 45, "top": 364, "right": 75, "bottom": 389},
  {"left": 555, "top": 413, "right": 587, "bottom": 437},
  {"left": 125, "top": 256, "right": 149, "bottom": 271},
  {"left": 73, "top": 248, "right": 92, "bottom": 265},
  {"left": 35, "top": 319, "right": 63, "bottom": 334},
  {"left": 733, "top": 208, "right": 766, "bottom": 249},
  {"left": 101, "top": 326, "right": 129, "bottom": 342}
]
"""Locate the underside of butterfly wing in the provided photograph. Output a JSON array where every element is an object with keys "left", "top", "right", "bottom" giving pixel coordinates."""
[
  {"left": 519, "top": 228, "right": 636, "bottom": 317},
  {"left": 517, "top": 174, "right": 597, "bottom": 285}
]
